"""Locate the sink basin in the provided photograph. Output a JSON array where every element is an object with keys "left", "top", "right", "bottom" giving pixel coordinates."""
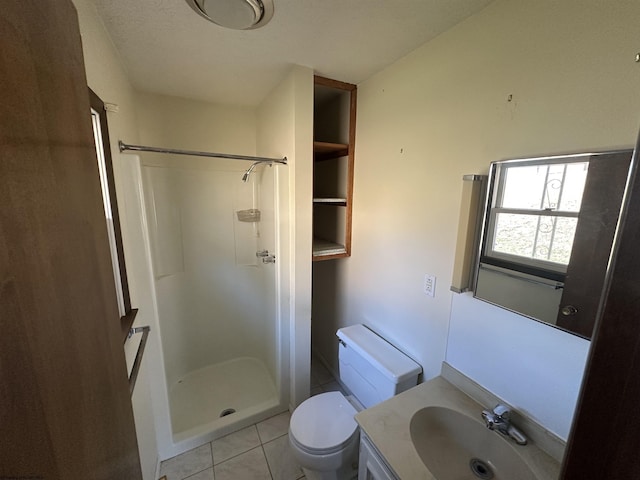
[{"left": 410, "top": 406, "right": 537, "bottom": 480}]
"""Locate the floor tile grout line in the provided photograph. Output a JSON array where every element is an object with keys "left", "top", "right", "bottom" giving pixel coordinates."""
[
  {"left": 256, "top": 411, "right": 292, "bottom": 444},
  {"left": 211, "top": 424, "right": 259, "bottom": 465},
  {"left": 209, "top": 422, "right": 293, "bottom": 467},
  {"left": 212, "top": 423, "right": 258, "bottom": 446},
  {"left": 256, "top": 422, "right": 265, "bottom": 444},
  {"left": 260, "top": 442, "right": 274, "bottom": 480},
  {"left": 260, "top": 430, "right": 288, "bottom": 446},
  {"left": 176, "top": 442, "right": 213, "bottom": 480},
  {"left": 212, "top": 442, "right": 266, "bottom": 468},
  {"left": 181, "top": 464, "right": 213, "bottom": 480}
]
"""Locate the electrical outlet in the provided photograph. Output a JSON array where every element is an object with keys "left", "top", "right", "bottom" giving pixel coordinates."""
[{"left": 424, "top": 274, "right": 436, "bottom": 297}]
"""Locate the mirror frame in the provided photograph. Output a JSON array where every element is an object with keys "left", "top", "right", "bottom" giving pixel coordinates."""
[{"left": 473, "top": 149, "right": 633, "bottom": 338}]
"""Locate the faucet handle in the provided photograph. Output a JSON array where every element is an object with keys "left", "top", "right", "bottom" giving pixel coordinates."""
[
  {"left": 481, "top": 410, "right": 496, "bottom": 427},
  {"left": 492, "top": 404, "right": 511, "bottom": 419}
]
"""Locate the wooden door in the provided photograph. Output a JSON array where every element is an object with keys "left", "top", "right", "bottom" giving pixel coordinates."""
[
  {"left": 561, "top": 141, "right": 640, "bottom": 478},
  {"left": 0, "top": 1, "right": 142, "bottom": 478},
  {"left": 556, "top": 151, "right": 631, "bottom": 337}
]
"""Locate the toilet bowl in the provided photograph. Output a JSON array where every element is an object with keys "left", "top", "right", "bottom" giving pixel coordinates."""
[
  {"left": 289, "top": 391, "right": 360, "bottom": 480},
  {"left": 289, "top": 325, "right": 422, "bottom": 480}
]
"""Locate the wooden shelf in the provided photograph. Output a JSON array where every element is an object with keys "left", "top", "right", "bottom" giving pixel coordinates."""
[
  {"left": 313, "top": 197, "right": 347, "bottom": 206},
  {"left": 312, "top": 238, "right": 347, "bottom": 261},
  {"left": 314, "top": 141, "right": 349, "bottom": 161},
  {"left": 312, "top": 75, "right": 356, "bottom": 261}
]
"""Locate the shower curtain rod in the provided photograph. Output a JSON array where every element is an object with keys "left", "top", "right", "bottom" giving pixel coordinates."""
[{"left": 118, "top": 141, "right": 287, "bottom": 164}]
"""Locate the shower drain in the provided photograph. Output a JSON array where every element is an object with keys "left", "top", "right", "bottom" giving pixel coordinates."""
[
  {"left": 469, "top": 458, "right": 494, "bottom": 480},
  {"left": 219, "top": 408, "right": 236, "bottom": 417}
]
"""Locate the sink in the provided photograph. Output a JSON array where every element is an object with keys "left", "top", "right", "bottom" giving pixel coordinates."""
[
  {"left": 356, "top": 376, "right": 561, "bottom": 480},
  {"left": 410, "top": 406, "right": 538, "bottom": 480}
]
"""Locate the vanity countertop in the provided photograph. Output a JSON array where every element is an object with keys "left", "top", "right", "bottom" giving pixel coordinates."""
[{"left": 354, "top": 376, "right": 561, "bottom": 480}]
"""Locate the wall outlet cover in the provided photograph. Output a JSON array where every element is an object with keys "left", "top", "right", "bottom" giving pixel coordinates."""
[{"left": 424, "top": 274, "right": 436, "bottom": 297}]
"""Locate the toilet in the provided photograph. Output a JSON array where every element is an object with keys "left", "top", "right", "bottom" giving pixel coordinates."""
[{"left": 289, "top": 324, "right": 422, "bottom": 480}]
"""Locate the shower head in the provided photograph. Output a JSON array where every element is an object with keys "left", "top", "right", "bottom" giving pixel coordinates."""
[
  {"left": 241, "top": 161, "right": 263, "bottom": 182},
  {"left": 241, "top": 157, "right": 287, "bottom": 182}
]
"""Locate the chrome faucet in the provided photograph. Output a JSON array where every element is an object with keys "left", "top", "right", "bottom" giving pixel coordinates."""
[{"left": 481, "top": 404, "right": 528, "bottom": 445}]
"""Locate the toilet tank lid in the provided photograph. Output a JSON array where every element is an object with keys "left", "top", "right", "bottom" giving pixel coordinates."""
[{"left": 337, "top": 325, "right": 422, "bottom": 383}]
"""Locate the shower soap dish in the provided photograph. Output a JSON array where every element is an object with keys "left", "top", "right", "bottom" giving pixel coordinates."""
[{"left": 236, "top": 209, "right": 261, "bottom": 222}]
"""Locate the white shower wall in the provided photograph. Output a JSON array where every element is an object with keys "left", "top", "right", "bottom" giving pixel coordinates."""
[
  {"left": 142, "top": 158, "right": 278, "bottom": 388},
  {"left": 255, "top": 165, "right": 279, "bottom": 386},
  {"left": 127, "top": 88, "right": 302, "bottom": 455}
]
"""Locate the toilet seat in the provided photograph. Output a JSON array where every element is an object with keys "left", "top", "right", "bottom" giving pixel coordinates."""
[{"left": 289, "top": 391, "right": 358, "bottom": 455}]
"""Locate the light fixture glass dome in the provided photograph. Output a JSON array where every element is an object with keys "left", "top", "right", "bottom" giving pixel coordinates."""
[{"left": 186, "top": 0, "right": 274, "bottom": 30}]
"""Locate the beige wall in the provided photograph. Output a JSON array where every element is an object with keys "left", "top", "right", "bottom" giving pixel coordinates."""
[
  {"left": 313, "top": 0, "right": 640, "bottom": 439},
  {"left": 257, "top": 66, "right": 315, "bottom": 409},
  {"left": 73, "top": 0, "right": 640, "bottom": 454},
  {"left": 136, "top": 92, "right": 257, "bottom": 157}
]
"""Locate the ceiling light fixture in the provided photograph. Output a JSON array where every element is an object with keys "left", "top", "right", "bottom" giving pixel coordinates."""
[{"left": 186, "top": 0, "right": 274, "bottom": 30}]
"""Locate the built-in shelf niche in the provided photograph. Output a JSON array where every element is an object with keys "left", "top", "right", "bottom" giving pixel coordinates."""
[{"left": 312, "top": 76, "right": 356, "bottom": 261}]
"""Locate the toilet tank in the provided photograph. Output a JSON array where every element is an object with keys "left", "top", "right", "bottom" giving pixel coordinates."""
[{"left": 337, "top": 325, "right": 422, "bottom": 409}]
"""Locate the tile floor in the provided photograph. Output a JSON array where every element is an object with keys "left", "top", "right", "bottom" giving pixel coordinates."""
[{"left": 159, "top": 356, "right": 343, "bottom": 480}]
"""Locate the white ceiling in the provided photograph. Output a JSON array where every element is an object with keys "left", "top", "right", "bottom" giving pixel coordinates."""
[{"left": 92, "top": 0, "right": 494, "bottom": 107}]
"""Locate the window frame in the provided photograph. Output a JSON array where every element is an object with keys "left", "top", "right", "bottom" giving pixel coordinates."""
[
  {"left": 89, "top": 89, "right": 137, "bottom": 341},
  {"left": 481, "top": 154, "right": 591, "bottom": 282}
]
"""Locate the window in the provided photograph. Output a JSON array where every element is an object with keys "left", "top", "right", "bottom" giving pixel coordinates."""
[
  {"left": 484, "top": 158, "right": 589, "bottom": 277},
  {"left": 89, "top": 89, "right": 137, "bottom": 340}
]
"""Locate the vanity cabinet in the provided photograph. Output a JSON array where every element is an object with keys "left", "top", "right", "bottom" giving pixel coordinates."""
[
  {"left": 312, "top": 76, "right": 356, "bottom": 261},
  {"left": 359, "top": 433, "right": 398, "bottom": 480}
]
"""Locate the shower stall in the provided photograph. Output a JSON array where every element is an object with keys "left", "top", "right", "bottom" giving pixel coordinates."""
[{"left": 136, "top": 146, "right": 287, "bottom": 444}]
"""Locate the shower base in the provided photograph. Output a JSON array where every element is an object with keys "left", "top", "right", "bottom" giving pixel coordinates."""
[{"left": 169, "top": 356, "right": 280, "bottom": 443}]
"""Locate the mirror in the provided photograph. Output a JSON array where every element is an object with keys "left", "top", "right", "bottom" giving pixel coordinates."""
[{"left": 474, "top": 149, "right": 633, "bottom": 339}]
